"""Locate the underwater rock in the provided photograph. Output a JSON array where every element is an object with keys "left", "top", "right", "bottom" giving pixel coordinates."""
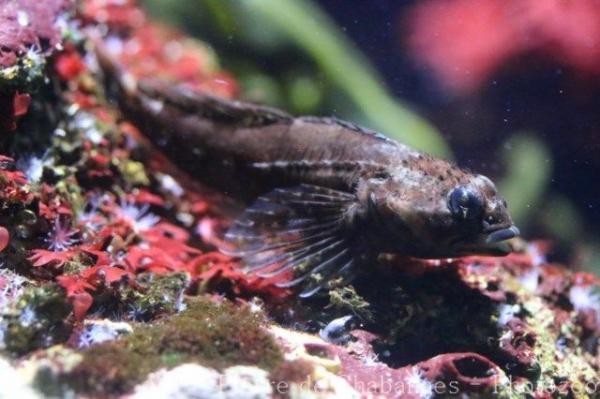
[
  {"left": 131, "top": 364, "right": 226, "bottom": 399},
  {"left": 0, "top": 284, "right": 72, "bottom": 355},
  {"left": 131, "top": 364, "right": 274, "bottom": 399},
  {"left": 77, "top": 319, "right": 133, "bottom": 348},
  {"left": 416, "top": 352, "right": 506, "bottom": 394},
  {"left": 0, "top": 0, "right": 597, "bottom": 398},
  {"left": 0, "top": 357, "right": 40, "bottom": 399}
]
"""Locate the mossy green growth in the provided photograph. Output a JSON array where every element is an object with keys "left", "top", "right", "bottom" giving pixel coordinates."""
[
  {"left": 493, "top": 272, "right": 598, "bottom": 398},
  {"left": 521, "top": 295, "right": 598, "bottom": 398},
  {"left": 1, "top": 284, "right": 72, "bottom": 356},
  {"left": 119, "top": 272, "right": 189, "bottom": 321},
  {"left": 30, "top": 346, "right": 83, "bottom": 398},
  {"left": 66, "top": 296, "right": 283, "bottom": 396},
  {"left": 328, "top": 285, "right": 373, "bottom": 322}
]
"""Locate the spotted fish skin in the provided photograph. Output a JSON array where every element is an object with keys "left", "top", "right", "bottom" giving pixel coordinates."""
[
  {"left": 119, "top": 80, "right": 418, "bottom": 200},
  {"left": 100, "top": 48, "right": 518, "bottom": 297}
]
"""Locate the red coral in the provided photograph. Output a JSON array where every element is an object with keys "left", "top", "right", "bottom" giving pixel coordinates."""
[
  {"left": 84, "top": 265, "right": 130, "bottom": 284},
  {"left": 142, "top": 223, "right": 200, "bottom": 256},
  {"left": 188, "top": 252, "right": 291, "bottom": 300},
  {"left": 124, "top": 245, "right": 179, "bottom": 274},
  {"left": 0, "top": 155, "right": 32, "bottom": 202},
  {"left": 80, "top": 0, "right": 146, "bottom": 30},
  {"left": 54, "top": 48, "right": 86, "bottom": 81},
  {"left": 70, "top": 292, "right": 94, "bottom": 322},
  {"left": 0, "top": 226, "right": 9, "bottom": 252},
  {"left": 57, "top": 274, "right": 95, "bottom": 321},
  {"left": 39, "top": 183, "right": 74, "bottom": 220},
  {"left": 0, "top": 92, "right": 32, "bottom": 133},
  {"left": 4, "top": 0, "right": 276, "bottom": 326},
  {"left": 13, "top": 92, "right": 31, "bottom": 117},
  {"left": 118, "top": 222, "right": 201, "bottom": 274},
  {"left": 57, "top": 274, "right": 95, "bottom": 297},
  {"left": 29, "top": 249, "right": 77, "bottom": 268},
  {"left": 55, "top": 255, "right": 132, "bottom": 321},
  {"left": 2, "top": 169, "right": 27, "bottom": 186},
  {"left": 94, "top": 14, "right": 238, "bottom": 99}
]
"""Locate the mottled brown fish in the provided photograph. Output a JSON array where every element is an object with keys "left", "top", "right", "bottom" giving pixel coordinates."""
[{"left": 99, "top": 51, "right": 519, "bottom": 298}]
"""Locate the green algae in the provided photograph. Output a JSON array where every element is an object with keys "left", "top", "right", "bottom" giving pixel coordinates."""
[
  {"left": 328, "top": 285, "right": 373, "bottom": 322},
  {"left": 117, "top": 159, "right": 150, "bottom": 187},
  {"left": 484, "top": 270, "right": 598, "bottom": 398},
  {"left": 520, "top": 295, "right": 597, "bottom": 398},
  {"left": 1, "top": 284, "right": 72, "bottom": 356},
  {"left": 29, "top": 346, "right": 83, "bottom": 398},
  {"left": 118, "top": 272, "right": 189, "bottom": 321},
  {"left": 65, "top": 296, "right": 283, "bottom": 396}
]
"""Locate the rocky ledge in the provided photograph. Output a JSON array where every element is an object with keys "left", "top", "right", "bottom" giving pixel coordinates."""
[{"left": 0, "top": 1, "right": 598, "bottom": 398}]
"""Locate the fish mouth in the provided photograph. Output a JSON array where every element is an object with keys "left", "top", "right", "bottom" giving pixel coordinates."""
[
  {"left": 456, "top": 225, "right": 520, "bottom": 256},
  {"left": 485, "top": 225, "right": 520, "bottom": 244}
]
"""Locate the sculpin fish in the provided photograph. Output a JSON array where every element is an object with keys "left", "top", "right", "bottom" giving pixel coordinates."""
[{"left": 99, "top": 49, "right": 519, "bottom": 297}]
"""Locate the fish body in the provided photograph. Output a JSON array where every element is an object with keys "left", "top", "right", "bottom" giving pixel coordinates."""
[
  {"left": 102, "top": 55, "right": 519, "bottom": 297},
  {"left": 120, "top": 81, "right": 399, "bottom": 199}
]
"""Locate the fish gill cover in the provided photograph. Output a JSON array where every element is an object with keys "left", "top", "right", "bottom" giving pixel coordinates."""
[{"left": 0, "top": 1, "right": 597, "bottom": 398}]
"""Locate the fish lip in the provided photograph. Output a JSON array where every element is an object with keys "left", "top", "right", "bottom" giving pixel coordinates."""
[
  {"left": 485, "top": 225, "right": 520, "bottom": 244},
  {"left": 452, "top": 225, "right": 520, "bottom": 256}
]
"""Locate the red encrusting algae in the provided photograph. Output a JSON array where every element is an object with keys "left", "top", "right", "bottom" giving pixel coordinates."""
[
  {"left": 0, "top": 1, "right": 597, "bottom": 397},
  {"left": 0, "top": 0, "right": 288, "bottom": 326}
]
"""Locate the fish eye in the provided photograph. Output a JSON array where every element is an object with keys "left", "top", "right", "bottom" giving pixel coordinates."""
[{"left": 448, "top": 187, "right": 483, "bottom": 220}]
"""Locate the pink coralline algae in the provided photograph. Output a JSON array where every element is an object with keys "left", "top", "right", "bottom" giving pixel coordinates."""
[
  {"left": 0, "top": 1, "right": 597, "bottom": 397},
  {"left": 407, "top": 0, "right": 600, "bottom": 94},
  {"left": 81, "top": 0, "right": 237, "bottom": 98},
  {"left": 0, "top": 0, "right": 69, "bottom": 133},
  {"left": 0, "top": 0, "right": 70, "bottom": 68},
  {"left": 0, "top": 0, "right": 285, "bottom": 329}
]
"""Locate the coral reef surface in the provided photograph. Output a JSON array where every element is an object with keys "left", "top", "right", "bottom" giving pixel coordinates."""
[{"left": 0, "top": 1, "right": 598, "bottom": 398}]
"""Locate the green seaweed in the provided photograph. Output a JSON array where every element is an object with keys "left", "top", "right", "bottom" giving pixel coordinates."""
[
  {"left": 497, "top": 133, "right": 552, "bottom": 227},
  {"left": 328, "top": 285, "right": 374, "bottom": 322},
  {"left": 118, "top": 272, "right": 189, "bottom": 321},
  {"left": 241, "top": 0, "right": 451, "bottom": 158},
  {"left": 1, "top": 284, "right": 72, "bottom": 356},
  {"left": 65, "top": 296, "right": 283, "bottom": 396},
  {"left": 144, "top": 0, "right": 451, "bottom": 158}
]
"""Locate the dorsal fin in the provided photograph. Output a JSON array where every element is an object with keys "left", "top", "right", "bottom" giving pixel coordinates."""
[
  {"left": 137, "top": 79, "right": 293, "bottom": 127},
  {"left": 298, "top": 116, "right": 395, "bottom": 144}
]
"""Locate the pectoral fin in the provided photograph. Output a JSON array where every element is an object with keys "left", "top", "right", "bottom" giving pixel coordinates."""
[{"left": 221, "top": 184, "right": 360, "bottom": 297}]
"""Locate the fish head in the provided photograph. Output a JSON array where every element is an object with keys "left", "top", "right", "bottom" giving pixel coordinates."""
[
  {"left": 441, "top": 174, "right": 519, "bottom": 256},
  {"left": 365, "top": 168, "right": 519, "bottom": 258}
]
